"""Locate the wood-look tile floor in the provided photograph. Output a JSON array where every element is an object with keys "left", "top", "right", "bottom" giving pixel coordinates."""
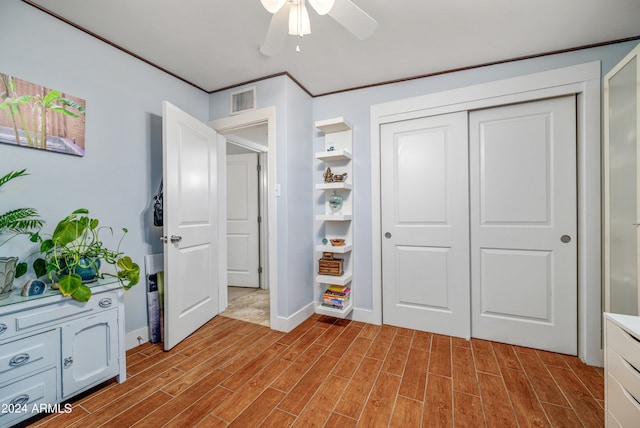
[{"left": 29, "top": 315, "right": 604, "bottom": 427}]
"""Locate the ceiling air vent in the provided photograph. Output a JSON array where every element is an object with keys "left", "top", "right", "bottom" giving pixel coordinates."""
[{"left": 230, "top": 87, "right": 256, "bottom": 115}]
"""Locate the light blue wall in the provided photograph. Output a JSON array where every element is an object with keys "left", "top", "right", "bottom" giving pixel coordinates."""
[
  {"left": 0, "top": 0, "right": 210, "bottom": 334},
  {"left": 209, "top": 76, "right": 314, "bottom": 318},
  {"left": 312, "top": 40, "right": 640, "bottom": 312}
]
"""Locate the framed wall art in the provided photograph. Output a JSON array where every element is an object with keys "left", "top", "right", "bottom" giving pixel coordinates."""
[{"left": 0, "top": 73, "right": 86, "bottom": 156}]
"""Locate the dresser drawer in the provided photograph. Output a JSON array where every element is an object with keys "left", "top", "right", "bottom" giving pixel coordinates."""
[
  {"left": 1, "top": 289, "right": 120, "bottom": 340},
  {"left": 608, "top": 373, "right": 640, "bottom": 426},
  {"left": 0, "top": 330, "right": 58, "bottom": 385},
  {"left": 606, "top": 318, "right": 640, "bottom": 369},
  {"left": 607, "top": 410, "right": 623, "bottom": 428},
  {"left": 0, "top": 367, "right": 57, "bottom": 426},
  {"left": 607, "top": 347, "right": 640, "bottom": 404}
]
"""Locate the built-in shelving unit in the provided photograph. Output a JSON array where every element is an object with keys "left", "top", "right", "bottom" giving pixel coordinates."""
[{"left": 314, "top": 117, "right": 353, "bottom": 318}]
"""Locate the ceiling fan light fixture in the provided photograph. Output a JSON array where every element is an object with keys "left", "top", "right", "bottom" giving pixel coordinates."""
[
  {"left": 288, "top": 2, "right": 311, "bottom": 36},
  {"left": 260, "top": 0, "right": 286, "bottom": 14},
  {"left": 308, "top": 0, "right": 335, "bottom": 15}
]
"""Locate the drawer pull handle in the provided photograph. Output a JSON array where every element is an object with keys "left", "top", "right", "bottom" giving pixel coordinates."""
[
  {"left": 0, "top": 323, "right": 6, "bottom": 334},
  {"left": 9, "top": 353, "right": 30, "bottom": 367},
  {"left": 10, "top": 394, "right": 29, "bottom": 406},
  {"left": 99, "top": 298, "right": 112, "bottom": 308},
  {"left": 64, "top": 356, "right": 73, "bottom": 368}
]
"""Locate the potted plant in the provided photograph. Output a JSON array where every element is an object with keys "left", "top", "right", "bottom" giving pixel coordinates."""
[
  {"left": 0, "top": 169, "right": 44, "bottom": 298},
  {"left": 32, "top": 208, "right": 140, "bottom": 302}
]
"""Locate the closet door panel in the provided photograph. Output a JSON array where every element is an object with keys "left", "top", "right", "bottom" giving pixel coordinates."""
[{"left": 470, "top": 96, "right": 577, "bottom": 355}]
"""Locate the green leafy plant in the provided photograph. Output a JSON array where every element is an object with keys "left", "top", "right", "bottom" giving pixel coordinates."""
[
  {"left": 0, "top": 169, "right": 44, "bottom": 277},
  {"left": 32, "top": 208, "right": 140, "bottom": 302}
]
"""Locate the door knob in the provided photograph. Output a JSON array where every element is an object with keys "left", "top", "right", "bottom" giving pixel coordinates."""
[
  {"left": 385, "top": 232, "right": 392, "bottom": 239},
  {"left": 560, "top": 235, "right": 571, "bottom": 243},
  {"left": 170, "top": 235, "right": 183, "bottom": 243}
]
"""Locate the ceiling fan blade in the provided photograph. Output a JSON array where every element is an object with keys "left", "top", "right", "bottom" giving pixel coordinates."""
[
  {"left": 328, "top": 0, "right": 377, "bottom": 40},
  {"left": 259, "top": 6, "right": 289, "bottom": 56}
]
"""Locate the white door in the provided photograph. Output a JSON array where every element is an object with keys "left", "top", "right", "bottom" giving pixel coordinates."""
[
  {"left": 227, "top": 153, "right": 260, "bottom": 288},
  {"left": 469, "top": 96, "right": 577, "bottom": 354},
  {"left": 162, "top": 101, "right": 219, "bottom": 351},
  {"left": 381, "top": 112, "right": 471, "bottom": 338}
]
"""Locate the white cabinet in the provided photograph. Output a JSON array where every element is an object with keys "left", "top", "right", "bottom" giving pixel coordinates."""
[
  {"left": 314, "top": 117, "right": 353, "bottom": 318},
  {"left": 604, "top": 312, "right": 640, "bottom": 427},
  {"left": 604, "top": 42, "right": 640, "bottom": 315},
  {"left": 61, "top": 309, "right": 120, "bottom": 398},
  {"left": 0, "top": 280, "right": 125, "bottom": 426}
]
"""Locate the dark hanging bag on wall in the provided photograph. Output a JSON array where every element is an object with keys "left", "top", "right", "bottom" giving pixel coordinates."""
[{"left": 153, "top": 180, "right": 163, "bottom": 227}]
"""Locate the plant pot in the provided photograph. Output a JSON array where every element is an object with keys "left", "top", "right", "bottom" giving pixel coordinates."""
[
  {"left": 60, "top": 256, "right": 101, "bottom": 283},
  {"left": 0, "top": 256, "right": 18, "bottom": 299}
]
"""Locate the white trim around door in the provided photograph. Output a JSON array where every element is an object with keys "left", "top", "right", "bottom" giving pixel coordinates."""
[
  {"left": 371, "top": 62, "right": 602, "bottom": 366},
  {"left": 209, "top": 106, "right": 280, "bottom": 331}
]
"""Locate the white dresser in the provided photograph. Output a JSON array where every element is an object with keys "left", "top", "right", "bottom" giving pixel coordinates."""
[
  {"left": 0, "top": 279, "right": 126, "bottom": 427},
  {"left": 604, "top": 312, "right": 640, "bottom": 427}
]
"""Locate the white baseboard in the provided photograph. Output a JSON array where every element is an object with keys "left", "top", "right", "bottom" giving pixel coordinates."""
[
  {"left": 270, "top": 302, "right": 315, "bottom": 333},
  {"left": 352, "top": 307, "right": 380, "bottom": 325},
  {"left": 125, "top": 326, "right": 149, "bottom": 350}
]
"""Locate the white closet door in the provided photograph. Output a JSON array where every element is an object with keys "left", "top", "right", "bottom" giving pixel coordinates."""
[
  {"left": 227, "top": 153, "right": 260, "bottom": 288},
  {"left": 381, "top": 112, "right": 470, "bottom": 338},
  {"left": 469, "top": 96, "right": 577, "bottom": 355}
]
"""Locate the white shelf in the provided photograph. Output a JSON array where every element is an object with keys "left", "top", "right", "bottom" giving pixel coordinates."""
[
  {"left": 315, "top": 300, "right": 353, "bottom": 318},
  {"left": 316, "top": 244, "right": 353, "bottom": 253},
  {"left": 315, "top": 148, "right": 352, "bottom": 162},
  {"left": 315, "top": 117, "right": 351, "bottom": 133},
  {"left": 316, "top": 182, "right": 352, "bottom": 190},
  {"left": 316, "top": 273, "right": 352, "bottom": 285},
  {"left": 316, "top": 214, "right": 352, "bottom": 221},
  {"left": 315, "top": 116, "right": 353, "bottom": 320}
]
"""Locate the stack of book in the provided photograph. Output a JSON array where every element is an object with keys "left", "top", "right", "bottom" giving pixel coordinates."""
[{"left": 322, "top": 284, "right": 351, "bottom": 309}]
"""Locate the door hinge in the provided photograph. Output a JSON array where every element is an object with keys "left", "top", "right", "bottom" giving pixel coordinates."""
[
  {"left": 258, "top": 267, "right": 263, "bottom": 274},
  {"left": 257, "top": 164, "right": 262, "bottom": 172},
  {"left": 257, "top": 216, "right": 262, "bottom": 223}
]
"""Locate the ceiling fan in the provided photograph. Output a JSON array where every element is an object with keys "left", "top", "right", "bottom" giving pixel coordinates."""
[{"left": 259, "top": 0, "right": 377, "bottom": 56}]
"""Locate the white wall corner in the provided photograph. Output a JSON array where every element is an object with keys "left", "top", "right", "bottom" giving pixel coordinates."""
[{"left": 270, "top": 302, "right": 315, "bottom": 333}]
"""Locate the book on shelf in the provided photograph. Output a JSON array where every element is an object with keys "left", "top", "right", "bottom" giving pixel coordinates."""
[
  {"left": 327, "top": 284, "right": 349, "bottom": 293},
  {"left": 324, "top": 296, "right": 350, "bottom": 304},
  {"left": 324, "top": 289, "right": 350, "bottom": 297},
  {"left": 321, "top": 302, "right": 350, "bottom": 310}
]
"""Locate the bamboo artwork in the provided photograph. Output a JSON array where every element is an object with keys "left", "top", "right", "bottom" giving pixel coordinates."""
[{"left": 0, "top": 73, "right": 86, "bottom": 156}]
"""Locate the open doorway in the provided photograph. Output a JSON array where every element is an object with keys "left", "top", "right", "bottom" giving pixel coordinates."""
[{"left": 219, "top": 124, "right": 270, "bottom": 326}]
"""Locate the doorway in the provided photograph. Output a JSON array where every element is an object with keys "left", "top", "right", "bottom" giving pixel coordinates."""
[
  {"left": 222, "top": 128, "right": 270, "bottom": 326},
  {"left": 209, "top": 106, "right": 278, "bottom": 330}
]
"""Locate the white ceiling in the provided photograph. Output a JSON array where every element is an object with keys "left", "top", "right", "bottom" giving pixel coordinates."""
[{"left": 25, "top": 0, "right": 640, "bottom": 96}]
